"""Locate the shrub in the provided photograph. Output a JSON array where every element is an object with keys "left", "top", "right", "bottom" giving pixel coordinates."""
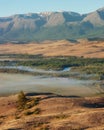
[
  {"left": 17, "top": 91, "right": 27, "bottom": 110},
  {"left": 24, "top": 110, "right": 33, "bottom": 116},
  {"left": 33, "top": 97, "right": 41, "bottom": 105},
  {"left": 40, "top": 125, "right": 49, "bottom": 130},
  {"left": 34, "top": 108, "right": 41, "bottom": 114}
]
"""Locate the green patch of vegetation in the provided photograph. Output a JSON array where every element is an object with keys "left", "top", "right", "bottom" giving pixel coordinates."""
[
  {"left": 24, "top": 110, "right": 33, "bottom": 116},
  {"left": 40, "top": 126, "right": 49, "bottom": 130},
  {"left": 0, "top": 55, "right": 104, "bottom": 80},
  {"left": 17, "top": 91, "right": 41, "bottom": 118},
  {"left": 33, "top": 97, "right": 41, "bottom": 105},
  {"left": 55, "top": 113, "right": 68, "bottom": 119},
  {"left": 71, "top": 65, "right": 104, "bottom": 80},
  {"left": 34, "top": 108, "right": 41, "bottom": 114},
  {"left": 17, "top": 91, "right": 27, "bottom": 110},
  {"left": 34, "top": 122, "right": 44, "bottom": 128},
  {"left": 14, "top": 115, "right": 21, "bottom": 119},
  {"left": 34, "top": 121, "right": 49, "bottom": 130},
  {"left": 11, "top": 56, "right": 104, "bottom": 73},
  {"left": 17, "top": 91, "right": 41, "bottom": 111},
  {"left": 24, "top": 97, "right": 41, "bottom": 109}
]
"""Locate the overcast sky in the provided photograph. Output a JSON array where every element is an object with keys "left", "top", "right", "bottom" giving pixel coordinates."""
[{"left": 0, "top": 0, "right": 104, "bottom": 17}]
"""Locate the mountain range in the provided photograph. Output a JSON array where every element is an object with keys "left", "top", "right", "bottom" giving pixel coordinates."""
[{"left": 0, "top": 7, "right": 104, "bottom": 43}]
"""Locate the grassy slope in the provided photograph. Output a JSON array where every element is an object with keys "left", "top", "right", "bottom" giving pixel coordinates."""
[
  {"left": 0, "top": 40, "right": 104, "bottom": 58},
  {"left": 0, "top": 94, "right": 104, "bottom": 130}
]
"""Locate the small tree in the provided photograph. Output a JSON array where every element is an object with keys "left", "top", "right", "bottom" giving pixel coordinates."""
[{"left": 17, "top": 91, "right": 27, "bottom": 110}]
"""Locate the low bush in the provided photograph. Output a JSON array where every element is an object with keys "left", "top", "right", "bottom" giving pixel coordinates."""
[
  {"left": 17, "top": 91, "right": 27, "bottom": 110},
  {"left": 34, "top": 108, "right": 41, "bottom": 114},
  {"left": 24, "top": 110, "right": 33, "bottom": 116}
]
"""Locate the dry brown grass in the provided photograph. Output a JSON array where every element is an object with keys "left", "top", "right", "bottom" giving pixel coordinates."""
[
  {"left": 0, "top": 94, "right": 104, "bottom": 130},
  {"left": 0, "top": 39, "right": 104, "bottom": 58}
]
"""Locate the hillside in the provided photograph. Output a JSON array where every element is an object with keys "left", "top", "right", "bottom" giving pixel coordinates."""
[
  {"left": 0, "top": 93, "right": 104, "bottom": 130},
  {"left": 0, "top": 7, "right": 104, "bottom": 42},
  {"left": 0, "top": 39, "right": 104, "bottom": 58}
]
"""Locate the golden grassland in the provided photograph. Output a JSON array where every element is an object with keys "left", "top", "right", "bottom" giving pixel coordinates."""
[
  {"left": 0, "top": 94, "right": 104, "bottom": 130},
  {"left": 0, "top": 39, "right": 104, "bottom": 58}
]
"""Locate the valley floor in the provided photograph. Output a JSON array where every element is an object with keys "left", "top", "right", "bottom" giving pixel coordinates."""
[
  {"left": 0, "top": 39, "right": 104, "bottom": 130},
  {"left": 0, "top": 39, "right": 104, "bottom": 58}
]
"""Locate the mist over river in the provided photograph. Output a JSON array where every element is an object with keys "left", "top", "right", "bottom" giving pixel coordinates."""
[{"left": 0, "top": 72, "right": 102, "bottom": 96}]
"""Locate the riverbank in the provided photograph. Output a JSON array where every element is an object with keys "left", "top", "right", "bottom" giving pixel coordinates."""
[
  {"left": 0, "top": 56, "right": 104, "bottom": 97},
  {"left": 0, "top": 56, "right": 104, "bottom": 80}
]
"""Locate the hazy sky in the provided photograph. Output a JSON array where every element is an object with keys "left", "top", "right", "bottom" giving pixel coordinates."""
[{"left": 0, "top": 0, "right": 104, "bottom": 17}]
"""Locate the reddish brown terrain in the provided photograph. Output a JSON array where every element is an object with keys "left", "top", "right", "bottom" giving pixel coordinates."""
[
  {"left": 0, "top": 94, "right": 104, "bottom": 130},
  {"left": 0, "top": 39, "right": 104, "bottom": 58}
]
